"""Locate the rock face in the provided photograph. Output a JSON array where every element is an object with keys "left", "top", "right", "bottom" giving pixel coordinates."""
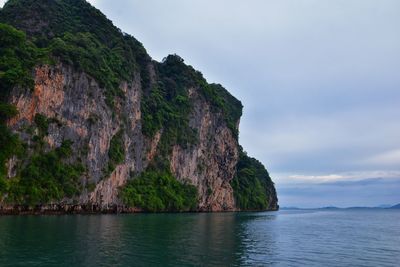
[
  {"left": 170, "top": 88, "right": 239, "bottom": 211},
  {"left": 0, "top": 0, "right": 278, "bottom": 212},
  {"left": 8, "top": 64, "right": 144, "bottom": 207},
  {"left": 7, "top": 63, "right": 240, "bottom": 211}
]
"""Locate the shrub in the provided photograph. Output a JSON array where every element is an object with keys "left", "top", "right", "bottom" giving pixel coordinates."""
[
  {"left": 0, "top": 106, "right": 23, "bottom": 193},
  {"left": 34, "top": 113, "right": 49, "bottom": 136},
  {"left": 120, "top": 171, "right": 197, "bottom": 212},
  {"left": 107, "top": 130, "right": 125, "bottom": 172},
  {"left": 231, "top": 148, "right": 277, "bottom": 210},
  {"left": 0, "top": 23, "right": 45, "bottom": 100},
  {"left": 5, "top": 140, "right": 85, "bottom": 205},
  {"left": 0, "top": 103, "right": 18, "bottom": 122},
  {"left": 141, "top": 54, "right": 242, "bottom": 160}
]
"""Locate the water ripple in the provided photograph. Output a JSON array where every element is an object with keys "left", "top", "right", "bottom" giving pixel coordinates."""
[{"left": 0, "top": 210, "right": 399, "bottom": 266}]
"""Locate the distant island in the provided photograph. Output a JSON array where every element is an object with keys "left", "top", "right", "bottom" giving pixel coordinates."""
[{"left": 281, "top": 203, "right": 400, "bottom": 210}]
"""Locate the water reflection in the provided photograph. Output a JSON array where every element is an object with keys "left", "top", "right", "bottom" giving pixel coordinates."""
[
  {"left": 1, "top": 210, "right": 399, "bottom": 266},
  {"left": 73, "top": 215, "right": 127, "bottom": 266},
  {"left": 0, "top": 213, "right": 277, "bottom": 266},
  {"left": 117, "top": 213, "right": 244, "bottom": 266},
  {"left": 235, "top": 213, "right": 278, "bottom": 265}
]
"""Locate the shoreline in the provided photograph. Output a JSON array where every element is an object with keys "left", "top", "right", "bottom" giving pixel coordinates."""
[{"left": 0, "top": 204, "right": 279, "bottom": 215}]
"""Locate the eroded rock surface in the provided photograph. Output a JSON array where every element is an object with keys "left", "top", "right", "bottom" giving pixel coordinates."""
[{"left": 6, "top": 63, "right": 244, "bottom": 211}]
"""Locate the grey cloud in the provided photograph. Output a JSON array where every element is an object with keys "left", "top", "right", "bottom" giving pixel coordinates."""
[{"left": 278, "top": 178, "right": 400, "bottom": 208}]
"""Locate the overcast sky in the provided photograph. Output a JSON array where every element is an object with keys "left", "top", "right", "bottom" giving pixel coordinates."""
[{"left": 2, "top": 0, "right": 399, "bottom": 207}]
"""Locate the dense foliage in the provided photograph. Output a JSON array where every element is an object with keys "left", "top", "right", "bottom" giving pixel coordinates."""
[
  {"left": 1, "top": 0, "right": 140, "bottom": 50},
  {"left": 4, "top": 140, "right": 84, "bottom": 205},
  {"left": 142, "top": 55, "right": 242, "bottom": 139},
  {"left": 142, "top": 55, "right": 242, "bottom": 170},
  {"left": 0, "top": 2, "right": 146, "bottom": 202},
  {"left": 141, "top": 56, "right": 199, "bottom": 170},
  {"left": 1, "top": 0, "right": 150, "bottom": 108},
  {"left": 158, "top": 55, "right": 242, "bottom": 137},
  {"left": 0, "top": 23, "right": 38, "bottom": 195},
  {"left": 0, "top": 123, "right": 24, "bottom": 194},
  {"left": 203, "top": 83, "right": 243, "bottom": 137},
  {"left": 0, "top": 24, "right": 84, "bottom": 202},
  {"left": 120, "top": 171, "right": 197, "bottom": 212},
  {"left": 107, "top": 130, "right": 125, "bottom": 172},
  {"left": 0, "top": 23, "right": 47, "bottom": 100},
  {"left": 0, "top": 105, "right": 84, "bottom": 204},
  {"left": 142, "top": 56, "right": 193, "bottom": 138},
  {"left": 34, "top": 113, "right": 49, "bottom": 136},
  {"left": 1, "top": 0, "right": 242, "bottom": 140},
  {"left": 231, "top": 148, "right": 277, "bottom": 210}
]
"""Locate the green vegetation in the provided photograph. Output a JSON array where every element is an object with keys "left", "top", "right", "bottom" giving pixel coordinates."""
[
  {"left": 142, "top": 55, "right": 242, "bottom": 146},
  {"left": 34, "top": 113, "right": 49, "bottom": 136},
  {"left": 202, "top": 83, "right": 243, "bottom": 137},
  {"left": 50, "top": 32, "right": 125, "bottom": 107},
  {"left": 153, "top": 54, "right": 243, "bottom": 138},
  {"left": 142, "top": 55, "right": 242, "bottom": 170},
  {"left": 107, "top": 130, "right": 125, "bottom": 172},
  {"left": 0, "top": 123, "right": 24, "bottom": 194},
  {"left": 142, "top": 55, "right": 198, "bottom": 140},
  {"left": 0, "top": 2, "right": 147, "bottom": 202},
  {"left": 120, "top": 171, "right": 197, "bottom": 212},
  {"left": 1, "top": 0, "right": 242, "bottom": 146},
  {"left": 0, "top": 102, "right": 18, "bottom": 121},
  {"left": 163, "top": 55, "right": 243, "bottom": 138},
  {"left": 0, "top": 1, "right": 150, "bottom": 203},
  {"left": 4, "top": 140, "right": 84, "bottom": 205},
  {"left": 231, "top": 148, "right": 277, "bottom": 210},
  {"left": 86, "top": 182, "right": 96, "bottom": 192},
  {"left": 141, "top": 61, "right": 198, "bottom": 169},
  {"left": 0, "top": 103, "right": 23, "bottom": 195},
  {"left": 140, "top": 55, "right": 199, "bottom": 170},
  {"left": 0, "top": 23, "right": 47, "bottom": 193},
  {"left": 0, "top": 23, "right": 47, "bottom": 100},
  {"left": 1, "top": 0, "right": 150, "bottom": 108},
  {"left": 0, "top": 23, "right": 84, "bottom": 201},
  {"left": 0, "top": 23, "right": 35, "bottom": 194},
  {"left": 1, "top": 0, "right": 242, "bottom": 139}
]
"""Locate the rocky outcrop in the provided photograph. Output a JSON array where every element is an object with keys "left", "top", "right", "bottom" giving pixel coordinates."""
[
  {"left": 170, "top": 89, "right": 238, "bottom": 211},
  {"left": 5, "top": 62, "right": 242, "bottom": 211},
  {"left": 8, "top": 64, "right": 145, "bottom": 207},
  {"left": 0, "top": 0, "right": 278, "bottom": 213}
]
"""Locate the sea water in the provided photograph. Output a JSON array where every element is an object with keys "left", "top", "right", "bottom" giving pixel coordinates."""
[{"left": 0, "top": 209, "right": 399, "bottom": 266}]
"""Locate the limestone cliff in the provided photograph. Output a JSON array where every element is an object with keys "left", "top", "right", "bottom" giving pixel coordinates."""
[{"left": 0, "top": 0, "right": 278, "bottom": 213}]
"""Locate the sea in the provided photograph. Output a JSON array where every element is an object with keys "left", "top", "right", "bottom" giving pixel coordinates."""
[{"left": 0, "top": 209, "right": 399, "bottom": 266}]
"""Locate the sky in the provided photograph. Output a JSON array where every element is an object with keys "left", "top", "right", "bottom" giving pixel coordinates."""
[{"left": 2, "top": 0, "right": 399, "bottom": 207}]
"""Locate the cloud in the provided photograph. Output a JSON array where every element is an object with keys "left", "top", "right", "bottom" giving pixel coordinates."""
[
  {"left": 239, "top": 104, "right": 400, "bottom": 173},
  {"left": 321, "top": 178, "right": 386, "bottom": 187},
  {"left": 288, "top": 174, "right": 344, "bottom": 182},
  {"left": 276, "top": 170, "right": 400, "bottom": 184},
  {"left": 277, "top": 177, "right": 400, "bottom": 208},
  {"left": 275, "top": 171, "right": 400, "bottom": 207},
  {"left": 363, "top": 149, "right": 400, "bottom": 166}
]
